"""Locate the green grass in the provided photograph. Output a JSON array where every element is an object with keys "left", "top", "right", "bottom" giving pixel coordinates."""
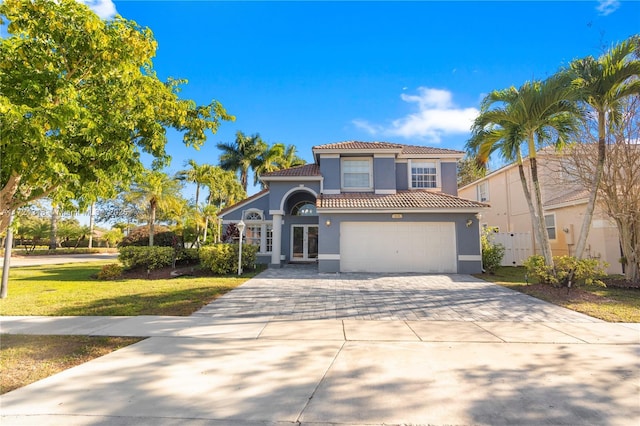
[
  {"left": 476, "top": 266, "right": 640, "bottom": 323},
  {"left": 0, "top": 261, "right": 256, "bottom": 316}
]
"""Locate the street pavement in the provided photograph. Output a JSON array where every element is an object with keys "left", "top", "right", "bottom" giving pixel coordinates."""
[
  {"left": 0, "top": 252, "right": 118, "bottom": 268},
  {"left": 1, "top": 265, "right": 639, "bottom": 425}
]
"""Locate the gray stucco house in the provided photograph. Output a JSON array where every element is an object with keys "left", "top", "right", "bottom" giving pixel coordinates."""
[{"left": 218, "top": 141, "right": 487, "bottom": 273}]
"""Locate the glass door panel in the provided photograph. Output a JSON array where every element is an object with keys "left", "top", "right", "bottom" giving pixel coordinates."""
[
  {"left": 292, "top": 226, "right": 304, "bottom": 259},
  {"left": 307, "top": 226, "right": 318, "bottom": 259}
]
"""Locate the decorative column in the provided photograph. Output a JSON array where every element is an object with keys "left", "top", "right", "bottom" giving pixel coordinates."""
[{"left": 271, "top": 213, "right": 283, "bottom": 267}]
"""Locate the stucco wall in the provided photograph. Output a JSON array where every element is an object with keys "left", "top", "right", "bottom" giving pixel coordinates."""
[{"left": 373, "top": 157, "right": 396, "bottom": 191}]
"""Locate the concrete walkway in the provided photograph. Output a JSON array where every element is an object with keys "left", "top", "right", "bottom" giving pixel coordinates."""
[{"left": 1, "top": 266, "right": 639, "bottom": 425}]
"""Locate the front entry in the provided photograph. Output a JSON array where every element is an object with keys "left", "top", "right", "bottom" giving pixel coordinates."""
[{"left": 291, "top": 225, "right": 318, "bottom": 262}]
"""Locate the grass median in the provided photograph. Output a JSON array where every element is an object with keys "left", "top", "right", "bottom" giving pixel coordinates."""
[
  {"left": 475, "top": 266, "right": 640, "bottom": 323},
  {"left": 1, "top": 261, "right": 257, "bottom": 394}
]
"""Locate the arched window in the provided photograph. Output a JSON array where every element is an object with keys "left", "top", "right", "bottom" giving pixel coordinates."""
[
  {"left": 291, "top": 202, "right": 317, "bottom": 216},
  {"left": 244, "top": 210, "right": 263, "bottom": 221}
]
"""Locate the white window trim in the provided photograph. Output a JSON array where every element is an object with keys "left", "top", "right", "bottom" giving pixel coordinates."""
[
  {"left": 243, "top": 208, "right": 264, "bottom": 221},
  {"left": 408, "top": 159, "right": 440, "bottom": 190},
  {"left": 477, "top": 181, "right": 489, "bottom": 202},
  {"left": 543, "top": 212, "right": 557, "bottom": 241},
  {"left": 341, "top": 157, "right": 373, "bottom": 192}
]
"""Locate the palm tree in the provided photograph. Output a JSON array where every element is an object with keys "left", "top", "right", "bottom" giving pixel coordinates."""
[
  {"left": 217, "top": 131, "right": 267, "bottom": 192},
  {"left": 177, "top": 160, "right": 215, "bottom": 245},
  {"left": 467, "top": 74, "right": 580, "bottom": 266},
  {"left": 128, "top": 170, "right": 184, "bottom": 246},
  {"left": 568, "top": 36, "right": 640, "bottom": 259},
  {"left": 201, "top": 167, "right": 245, "bottom": 243},
  {"left": 276, "top": 143, "right": 306, "bottom": 169}
]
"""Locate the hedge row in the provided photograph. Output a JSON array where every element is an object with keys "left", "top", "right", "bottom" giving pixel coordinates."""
[{"left": 116, "top": 243, "right": 258, "bottom": 275}]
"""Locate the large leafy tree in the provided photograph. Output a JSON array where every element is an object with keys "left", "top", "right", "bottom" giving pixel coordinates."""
[
  {"left": 217, "top": 131, "right": 267, "bottom": 192},
  {"left": 0, "top": 0, "right": 233, "bottom": 234},
  {"left": 568, "top": 36, "right": 640, "bottom": 259},
  {"left": 467, "top": 74, "right": 580, "bottom": 266},
  {"left": 127, "top": 170, "right": 184, "bottom": 246}
]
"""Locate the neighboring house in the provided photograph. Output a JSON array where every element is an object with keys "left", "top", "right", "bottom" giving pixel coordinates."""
[
  {"left": 218, "top": 141, "right": 487, "bottom": 274},
  {"left": 458, "top": 149, "right": 623, "bottom": 274}
]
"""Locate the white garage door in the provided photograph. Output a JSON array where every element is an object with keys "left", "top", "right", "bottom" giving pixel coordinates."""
[{"left": 340, "top": 222, "right": 457, "bottom": 273}]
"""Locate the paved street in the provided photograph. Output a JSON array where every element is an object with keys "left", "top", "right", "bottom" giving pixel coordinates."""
[{"left": 1, "top": 265, "right": 639, "bottom": 425}]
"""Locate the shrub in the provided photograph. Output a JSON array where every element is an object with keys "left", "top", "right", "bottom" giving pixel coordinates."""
[
  {"left": 119, "top": 246, "right": 174, "bottom": 271},
  {"left": 96, "top": 263, "right": 124, "bottom": 280},
  {"left": 524, "top": 255, "right": 608, "bottom": 288},
  {"left": 200, "top": 243, "right": 258, "bottom": 275},
  {"left": 481, "top": 228, "right": 505, "bottom": 274},
  {"left": 175, "top": 248, "right": 200, "bottom": 265},
  {"left": 119, "top": 226, "right": 181, "bottom": 247}
]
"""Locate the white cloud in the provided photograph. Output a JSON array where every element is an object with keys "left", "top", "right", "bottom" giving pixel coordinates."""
[
  {"left": 353, "top": 87, "right": 479, "bottom": 143},
  {"left": 77, "top": 0, "right": 118, "bottom": 19},
  {"left": 596, "top": 0, "right": 620, "bottom": 16}
]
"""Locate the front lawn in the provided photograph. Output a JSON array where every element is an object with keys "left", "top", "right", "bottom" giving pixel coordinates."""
[
  {"left": 0, "top": 262, "right": 257, "bottom": 316},
  {"left": 476, "top": 267, "right": 640, "bottom": 323}
]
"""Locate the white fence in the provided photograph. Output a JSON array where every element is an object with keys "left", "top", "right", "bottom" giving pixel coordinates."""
[{"left": 491, "top": 232, "right": 533, "bottom": 267}]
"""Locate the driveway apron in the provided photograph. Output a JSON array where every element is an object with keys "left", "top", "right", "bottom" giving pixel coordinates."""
[{"left": 2, "top": 265, "right": 638, "bottom": 426}]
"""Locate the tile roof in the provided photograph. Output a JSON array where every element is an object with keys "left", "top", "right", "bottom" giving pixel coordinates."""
[
  {"left": 217, "top": 189, "right": 269, "bottom": 217},
  {"left": 317, "top": 190, "right": 487, "bottom": 210},
  {"left": 544, "top": 189, "right": 589, "bottom": 207},
  {"left": 313, "top": 141, "right": 463, "bottom": 155},
  {"left": 260, "top": 163, "right": 321, "bottom": 178}
]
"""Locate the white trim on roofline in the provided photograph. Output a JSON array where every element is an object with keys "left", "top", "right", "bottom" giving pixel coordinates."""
[
  {"left": 218, "top": 190, "right": 270, "bottom": 218},
  {"left": 261, "top": 175, "right": 322, "bottom": 182},
  {"left": 544, "top": 198, "right": 588, "bottom": 210}
]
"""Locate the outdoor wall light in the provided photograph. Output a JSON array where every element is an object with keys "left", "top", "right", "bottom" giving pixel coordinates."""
[
  {"left": 325, "top": 219, "right": 331, "bottom": 227},
  {"left": 466, "top": 219, "right": 473, "bottom": 227}
]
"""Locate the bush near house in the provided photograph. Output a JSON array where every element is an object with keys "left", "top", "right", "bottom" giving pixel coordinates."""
[
  {"left": 200, "top": 243, "right": 258, "bottom": 275},
  {"left": 481, "top": 227, "right": 505, "bottom": 274},
  {"left": 524, "top": 255, "right": 608, "bottom": 288},
  {"left": 119, "top": 226, "right": 181, "bottom": 247},
  {"left": 118, "top": 246, "right": 174, "bottom": 271}
]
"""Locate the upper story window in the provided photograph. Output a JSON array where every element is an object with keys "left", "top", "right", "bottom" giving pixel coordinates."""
[
  {"left": 341, "top": 158, "right": 372, "bottom": 191},
  {"left": 477, "top": 181, "right": 489, "bottom": 202},
  {"left": 410, "top": 160, "right": 437, "bottom": 189}
]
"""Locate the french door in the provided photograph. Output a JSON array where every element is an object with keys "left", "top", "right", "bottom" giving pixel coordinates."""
[{"left": 291, "top": 225, "right": 318, "bottom": 262}]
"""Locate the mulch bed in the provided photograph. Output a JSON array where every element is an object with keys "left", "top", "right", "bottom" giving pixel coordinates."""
[
  {"left": 601, "top": 277, "right": 640, "bottom": 289},
  {"left": 121, "top": 264, "right": 217, "bottom": 280}
]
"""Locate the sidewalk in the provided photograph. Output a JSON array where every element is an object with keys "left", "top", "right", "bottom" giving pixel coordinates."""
[{"left": 1, "top": 268, "right": 639, "bottom": 425}]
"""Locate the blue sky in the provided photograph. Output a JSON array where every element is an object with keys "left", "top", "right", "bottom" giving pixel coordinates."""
[{"left": 86, "top": 0, "right": 638, "bottom": 200}]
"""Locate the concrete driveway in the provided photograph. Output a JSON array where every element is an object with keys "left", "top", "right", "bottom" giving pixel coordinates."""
[{"left": 2, "top": 265, "right": 639, "bottom": 425}]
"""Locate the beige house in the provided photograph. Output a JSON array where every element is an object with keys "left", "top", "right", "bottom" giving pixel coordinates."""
[{"left": 458, "top": 150, "right": 623, "bottom": 274}]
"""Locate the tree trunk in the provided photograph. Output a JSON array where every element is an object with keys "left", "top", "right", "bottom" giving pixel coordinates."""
[
  {"left": 149, "top": 201, "right": 156, "bottom": 247},
  {"left": 528, "top": 141, "right": 554, "bottom": 266},
  {"left": 88, "top": 202, "right": 95, "bottom": 249},
  {"left": 517, "top": 157, "right": 549, "bottom": 264},
  {"left": 49, "top": 206, "right": 59, "bottom": 250},
  {"left": 574, "top": 110, "right": 606, "bottom": 259}
]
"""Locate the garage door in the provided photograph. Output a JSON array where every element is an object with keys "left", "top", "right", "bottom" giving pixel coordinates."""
[{"left": 340, "top": 222, "right": 457, "bottom": 273}]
